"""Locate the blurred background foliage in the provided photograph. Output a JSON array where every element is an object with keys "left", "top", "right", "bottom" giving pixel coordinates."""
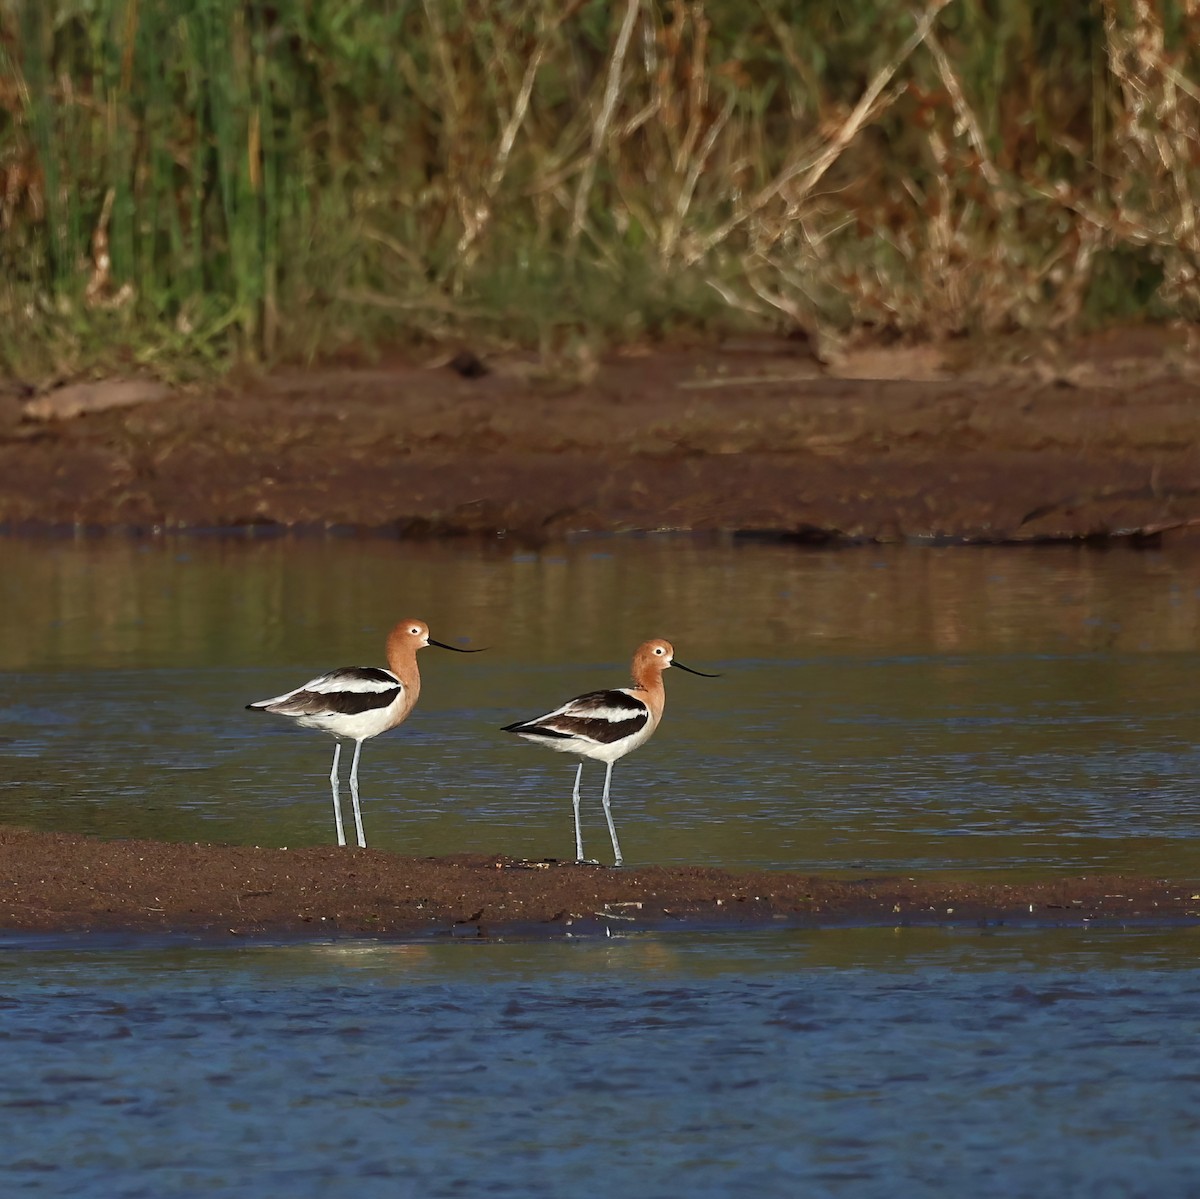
[{"left": 1, "top": 0, "right": 1198, "bottom": 376}]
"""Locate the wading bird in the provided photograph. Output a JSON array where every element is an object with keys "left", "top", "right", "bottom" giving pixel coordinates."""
[
  {"left": 247, "top": 619, "right": 481, "bottom": 848},
  {"left": 501, "top": 639, "right": 717, "bottom": 866}
]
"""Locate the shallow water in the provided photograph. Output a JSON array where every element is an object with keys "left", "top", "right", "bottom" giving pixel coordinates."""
[
  {"left": 4, "top": 534, "right": 1199, "bottom": 1194},
  {"left": 3, "top": 533, "right": 1200, "bottom": 874},
  {"left": 2, "top": 928, "right": 1198, "bottom": 1198}
]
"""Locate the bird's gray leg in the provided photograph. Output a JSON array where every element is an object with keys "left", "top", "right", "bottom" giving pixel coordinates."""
[
  {"left": 600, "top": 760, "right": 623, "bottom": 867},
  {"left": 330, "top": 742, "right": 346, "bottom": 847},
  {"left": 572, "top": 762, "right": 585, "bottom": 861},
  {"left": 349, "top": 740, "right": 367, "bottom": 849}
]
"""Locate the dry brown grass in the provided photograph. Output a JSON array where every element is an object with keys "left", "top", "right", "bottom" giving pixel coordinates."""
[{"left": 1, "top": 0, "right": 1198, "bottom": 374}]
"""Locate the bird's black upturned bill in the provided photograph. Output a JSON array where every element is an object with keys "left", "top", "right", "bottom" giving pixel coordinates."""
[{"left": 673, "top": 660, "right": 720, "bottom": 677}]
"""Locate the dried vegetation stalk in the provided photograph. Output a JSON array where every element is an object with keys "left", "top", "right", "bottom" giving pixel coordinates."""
[{"left": 0, "top": 0, "right": 1197, "bottom": 374}]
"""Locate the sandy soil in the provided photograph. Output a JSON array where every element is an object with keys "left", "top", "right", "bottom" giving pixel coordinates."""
[
  {"left": 3, "top": 326, "right": 1200, "bottom": 543},
  {"left": 2, "top": 827, "right": 1196, "bottom": 940}
]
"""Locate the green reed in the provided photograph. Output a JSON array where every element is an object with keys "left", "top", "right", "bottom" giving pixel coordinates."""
[{"left": 1, "top": 0, "right": 1197, "bottom": 376}]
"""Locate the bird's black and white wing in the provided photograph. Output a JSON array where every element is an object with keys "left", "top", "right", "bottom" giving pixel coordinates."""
[
  {"left": 502, "top": 687, "right": 649, "bottom": 747},
  {"left": 247, "top": 666, "right": 404, "bottom": 718}
]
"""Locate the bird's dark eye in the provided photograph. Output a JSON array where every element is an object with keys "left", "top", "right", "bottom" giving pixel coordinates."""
[
  {"left": 654, "top": 646, "right": 664, "bottom": 655},
  {"left": 410, "top": 626, "right": 421, "bottom": 635}
]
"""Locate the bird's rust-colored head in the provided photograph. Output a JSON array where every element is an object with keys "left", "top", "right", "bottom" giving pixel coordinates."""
[
  {"left": 630, "top": 638, "right": 718, "bottom": 688},
  {"left": 387, "top": 619, "right": 483, "bottom": 664}
]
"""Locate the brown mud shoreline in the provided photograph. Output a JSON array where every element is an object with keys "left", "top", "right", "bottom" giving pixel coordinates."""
[
  {"left": 6, "top": 329, "right": 1200, "bottom": 942},
  {"left": 3, "top": 828, "right": 1196, "bottom": 941},
  {"left": 3, "top": 327, "right": 1200, "bottom": 544}
]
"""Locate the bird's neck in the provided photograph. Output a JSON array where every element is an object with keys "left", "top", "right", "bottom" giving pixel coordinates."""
[
  {"left": 385, "top": 635, "right": 421, "bottom": 698},
  {"left": 631, "top": 671, "right": 666, "bottom": 724}
]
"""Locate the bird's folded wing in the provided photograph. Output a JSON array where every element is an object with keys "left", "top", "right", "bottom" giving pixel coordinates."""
[
  {"left": 252, "top": 667, "right": 404, "bottom": 716},
  {"left": 514, "top": 688, "right": 649, "bottom": 744}
]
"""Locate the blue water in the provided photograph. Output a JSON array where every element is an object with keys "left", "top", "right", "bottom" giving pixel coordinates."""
[
  {"left": 4, "top": 536, "right": 1200, "bottom": 1195},
  {"left": 3, "top": 928, "right": 1199, "bottom": 1198}
]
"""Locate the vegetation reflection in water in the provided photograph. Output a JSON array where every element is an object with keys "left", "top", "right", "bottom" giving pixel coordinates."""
[{"left": 2, "top": 533, "right": 1199, "bottom": 876}]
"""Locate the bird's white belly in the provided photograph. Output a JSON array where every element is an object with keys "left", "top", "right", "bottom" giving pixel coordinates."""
[
  {"left": 294, "top": 694, "right": 408, "bottom": 742},
  {"left": 546, "top": 715, "right": 659, "bottom": 764}
]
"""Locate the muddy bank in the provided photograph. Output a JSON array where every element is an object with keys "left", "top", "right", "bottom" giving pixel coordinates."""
[
  {"left": 2, "top": 827, "right": 1196, "bottom": 940},
  {"left": 3, "top": 328, "right": 1200, "bottom": 543}
]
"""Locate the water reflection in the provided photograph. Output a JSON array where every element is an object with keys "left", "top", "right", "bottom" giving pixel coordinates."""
[
  {"left": 2, "top": 534, "right": 1199, "bottom": 875},
  {"left": 5, "top": 532, "right": 1200, "bottom": 669}
]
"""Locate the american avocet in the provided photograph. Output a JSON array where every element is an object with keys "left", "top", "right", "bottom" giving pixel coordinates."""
[
  {"left": 247, "top": 619, "right": 481, "bottom": 849},
  {"left": 501, "top": 639, "right": 717, "bottom": 866}
]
